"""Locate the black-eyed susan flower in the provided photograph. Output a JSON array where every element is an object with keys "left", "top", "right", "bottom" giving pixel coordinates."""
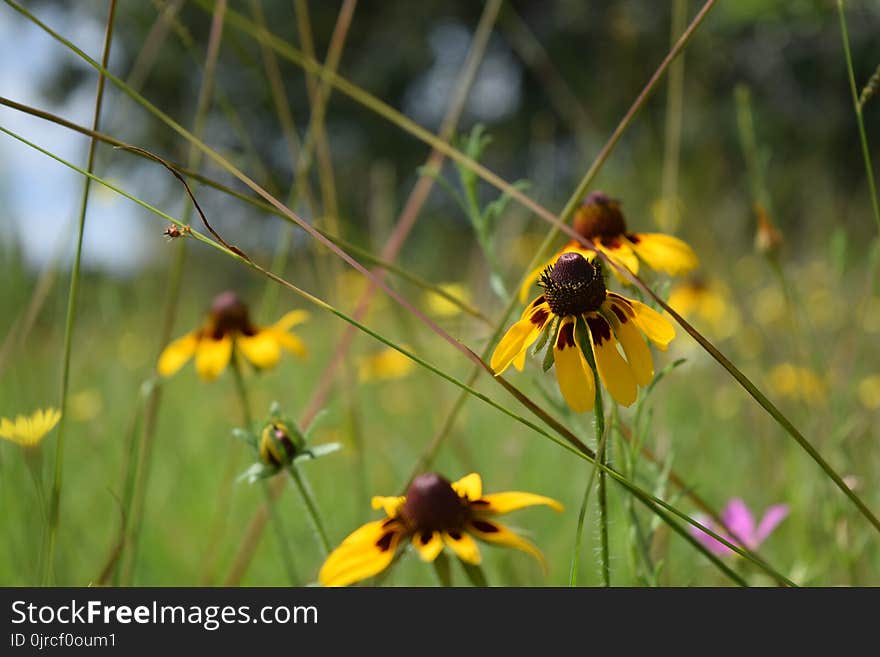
[
  {"left": 495, "top": 252, "right": 675, "bottom": 410},
  {"left": 319, "top": 472, "right": 562, "bottom": 587},
  {"left": 0, "top": 408, "right": 61, "bottom": 447},
  {"left": 519, "top": 191, "right": 698, "bottom": 302},
  {"left": 157, "top": 291, "right": 308, "bottom": 381}
]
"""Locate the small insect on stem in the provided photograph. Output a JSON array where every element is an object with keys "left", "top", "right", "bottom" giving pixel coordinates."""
[{"left": 163, "top": 224, "right": 192, "bottom": 240}]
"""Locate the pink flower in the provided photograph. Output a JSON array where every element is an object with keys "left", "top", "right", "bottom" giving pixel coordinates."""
[{"left": 690, "top": 498, "right": 789, "bottom": 556}]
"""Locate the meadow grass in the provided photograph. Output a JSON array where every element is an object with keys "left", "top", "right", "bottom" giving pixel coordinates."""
[{"left": 1, "top": 0, "right": 878, "bottom": 587}]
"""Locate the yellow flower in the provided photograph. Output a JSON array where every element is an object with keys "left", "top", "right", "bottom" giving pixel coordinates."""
[
  {"left": 0, "top": 408, "right": 61, "bottom": 447},
  {"left": 157, "top": 291, "right": 309, "bottom": 381},
  {"left": 767, "top": 363, "right": 826, "bottom": 405},
  {"left": 519, "top": 191, "right": 698, "bottom": 302},
  {"left": 495, "top": 253, "right": 675, "bottom": 410},
  {"left": 357, "top": 347, "right": 415, "bottom": 383},
  {"left": 319, "top": 472, "right": 562, "bottom": 587},
  {"left": 667, "top": 277, "right": 740, "bottom": 340}
]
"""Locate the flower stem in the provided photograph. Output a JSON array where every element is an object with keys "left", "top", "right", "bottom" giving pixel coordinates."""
[
  {"left": 286, "top": 463, "right": 331, "bottom": 556},
  {"left": 229, "top": 357, "right": 300, "bottom": 585},
  {"left": 596, "top": 399, "right": 610, "bottom": 587},
  {"left": 570, "top": 320, "right": 609, "bottom": 586},
  {"left": 43, "top": 0, "right": 117, "bottom": 586}
]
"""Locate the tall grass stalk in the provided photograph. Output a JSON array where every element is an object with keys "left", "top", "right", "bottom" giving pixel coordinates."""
[
  {"left": 43, "top": 0, "right": 117, "bottom": 586},
  {"left": 837, "top": 0, "right": 880, "bottom": 234}
]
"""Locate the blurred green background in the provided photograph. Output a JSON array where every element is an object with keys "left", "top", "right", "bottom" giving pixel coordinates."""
[{"left": 1, "top": 0, "right": 879, "bottom": 586}]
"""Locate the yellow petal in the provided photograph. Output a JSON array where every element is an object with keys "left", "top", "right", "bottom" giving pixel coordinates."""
[
  {"left": 319, "top": 520, "right": 404, "bottom": 587},
  {"left": 157, "top": 331, "right": 200, "bottom": 377},
  {"left": 597, "top": 239, "right": 639, "bottom": 277},
  {"left": 604, "top": 302, "right": 654, "bottom": 387},
  {"left": 475, "top": 492, "right": 564, "bottom": 515},
  {"left": 0, "top": 417, "right": 15, "bottom": 439},
  {"left": 194, "top": 335, "right": 233, "bottom": 381},
  {"left": 451, "top": 473, "right": 482, "bottom": 501},
  {"left": 518, "top": 259, "right": 552, "bottom": 303},
  {"left": 236, "top": 330, "right": 282, "bottom": 370},
  {"left": 627, "top": 233, "right": 698, "bottom": 275},
  {"left": 443, "top": 530, "right": 481, "bottom": 565},
  {"left": 466, "top": 519, "right": 547, "bottom": 572},
  {"left": 0, "top": 408, "right": 61, "bottom": 447},
  {"left": 371, "top": 496, "right": 405, "bottom": 517},
  {"left": 490, "top": 299, "right": 551, "bottom": 375},
  {"left": 626, "top": 297, "right": 676, "bottom": 350},
  {"left": 274, "top": 330, "right": 308, "bottom": 358},
  {"left": 586, "top": 314, "right": 637, "bottom": 406},
  {"left": 553, "top": 317, "right": 595, "bottom": 413},
  {"left": 411, "top": 531, "right": 444, "bottom": 562},
  {"left": 273, "top": 309, "right": 310, "bottom": 331}
]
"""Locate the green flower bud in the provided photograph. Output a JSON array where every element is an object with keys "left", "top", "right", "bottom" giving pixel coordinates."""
[{"left": 259, "top": 421, "right": 303, "bottom": 469}]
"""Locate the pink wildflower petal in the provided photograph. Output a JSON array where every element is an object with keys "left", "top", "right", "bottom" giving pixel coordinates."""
[
  {"left": 755, "top": 504, "right": 789, "bottom": 545},
  {"left": 721, "top": 498, "right": 755, "bottom": 548},
  {"left": 688, "top": 513, "right": 733, "bottom": 556}
]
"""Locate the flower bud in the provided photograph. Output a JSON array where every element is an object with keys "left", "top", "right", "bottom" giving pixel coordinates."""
[
  {"left": 258, "top": 421, "right": 303, "bottom": 469},
  {"left": 754, "top": 204, "right": 783, "bottom": 257}
]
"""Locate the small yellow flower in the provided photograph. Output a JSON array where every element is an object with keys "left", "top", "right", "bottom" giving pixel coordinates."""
[
  {"left": 357, "top": 347, "right": 415, "bottom": 383},
  {"left": 319, "top": 472, "right": 562, "bottom": 587},
  {"left": 0, "top": 408, "right": 61, "bottom": 447},
  {"left": 519, "top": 191, "right": 698, "bottom": 302},
  {"left": 157, "top": 291, "right": 309, "bottom": 381},
  {"left": 495, "top": 253, "right": 676, "bottom": 411}
]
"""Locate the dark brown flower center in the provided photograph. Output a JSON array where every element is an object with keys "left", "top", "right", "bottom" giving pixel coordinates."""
[
  {"left": 540, "top": 252, "right": 607, "bottom": 317},
  {"left": 573, "top": 191, "right": 627, "bottom": 240},
  {"left": 208, "top": 291, "right": 256, "bottom": 339},
  {"left": 400, "top": 473, "right": 469, "bottom": 533}
]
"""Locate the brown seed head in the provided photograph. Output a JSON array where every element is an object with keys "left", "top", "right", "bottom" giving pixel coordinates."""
[{"left": 400, "top": 473, "right": 469, "bottom": 532}]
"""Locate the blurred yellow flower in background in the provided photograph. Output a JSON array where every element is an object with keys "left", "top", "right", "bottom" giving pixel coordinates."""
[
  {"left": 357, "top": 347, "right": 415, "bottom": 383},
  {"left": 0, "top": 408, "right": 61, "bottom": 447},
  {"left": 767, "top": 363, "right": 826, "bottom": 405},
  {"left": 667, "top": 277, "right": 740, "bottom": 340},
  {"left": 158, "top": 291, "right": 308, "bottom": 381},
  {"left": 424, "top": 283, "right": 471, "bottom": 317},
  {"left": 69, "top": 389, "right": 103, "bottom": 423},
  {"left": 857, "top": 375, "right": 880, "bottom": 410}
]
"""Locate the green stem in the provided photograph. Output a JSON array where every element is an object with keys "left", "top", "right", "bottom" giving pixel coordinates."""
[
  {"left": 837, "top": 0, "right": 880, "bottom": 235},
  {"left": 230, "top": 357, "right": 300, "bottom": 585},
  {"left": 568, "top": 400, "right": 608, "bottom": 586},
  {"left": 596, "top": 403, "right": 610, "bottom": 587},
  {"left": 287, "top": 464, "right": 331, "bottom": 556},
  {"left": 570, "top": 319, "right": 609, "bottom": 586},
  {"left": 43, "top": 0, "right": 117, "bottom": 586}
]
